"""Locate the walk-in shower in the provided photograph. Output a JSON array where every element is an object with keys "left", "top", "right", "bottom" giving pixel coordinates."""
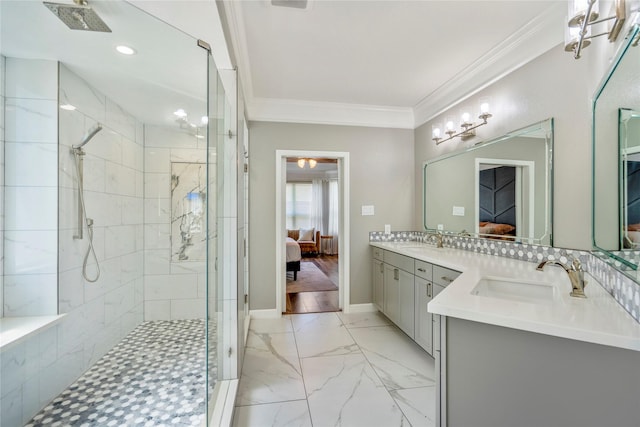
[
  {"left": 72, "top": 122, "right": 102, "bottom": 282},
  {"left": 0, "top": 1, "right": 243, "bottom": 426}
]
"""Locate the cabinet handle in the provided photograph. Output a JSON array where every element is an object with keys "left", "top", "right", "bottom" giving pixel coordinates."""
[
  {"left": 394, "top": 268, "right": 399, "bottom": 281},
  {"left": 380, "top": 263, "right": 384, "bottom": 273},
  {"left": 441, "top": 276, "right": 455, "bottom": 283},
  {"left": 427, "top": 282, "right": 432, "bottom": 298},
  {"left": 417, "top": 268, "right": 426, "bottom": 272}
]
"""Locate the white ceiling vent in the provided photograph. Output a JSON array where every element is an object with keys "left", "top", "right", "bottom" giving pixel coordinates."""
[{"left": 271, "top": 0, "right": 308, "bottom": 10}]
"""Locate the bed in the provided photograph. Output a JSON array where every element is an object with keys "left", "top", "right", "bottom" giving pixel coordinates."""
[
  {"left": 478, "top": 221, "right": 516, "bottom": 240},
  {"left": 286, "top": 237, "right": 302, "bottom": 280}
]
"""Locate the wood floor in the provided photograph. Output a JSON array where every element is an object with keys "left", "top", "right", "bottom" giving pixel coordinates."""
[{"left": 285, "top": 254, "right": 339, "bottom": 314}]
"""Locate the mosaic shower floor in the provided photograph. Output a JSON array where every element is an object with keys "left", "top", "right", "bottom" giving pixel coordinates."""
[{"left": 26, "top": 319, "right": 215, "bottom": 427}]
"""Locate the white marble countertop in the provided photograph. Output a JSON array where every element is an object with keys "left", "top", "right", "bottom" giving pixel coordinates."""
[{"left": 370, "top": 242, "right": 640, "bottom": 352}]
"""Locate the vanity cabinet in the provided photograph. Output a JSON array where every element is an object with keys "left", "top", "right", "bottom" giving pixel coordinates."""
[
  {"left": 372, "top": 246, "right": 460, "bottom": 355},
  {"left": 414, "top": 260, "right": 434, "bottom": 353},
  {"left": 372, "top": 247, "right": 384, "bottom": 311},
  {"left": 383, "top": 252, "right": 415, "bottom": 338}
]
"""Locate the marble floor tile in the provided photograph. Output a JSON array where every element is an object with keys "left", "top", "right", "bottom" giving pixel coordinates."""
[
  {"left": 236, "top": 331, "right": 306, "bottom": 406},
  {"left": 249, "top": 317, "right": 293, "bottom": 334},
  {"left": 301, "top": 353, "right": 410, "bottom": 427},
  {"left": 233, "top": 400, "right": 312, "bottom": 427},
  {"left": 390, "top": 386, "right": 436, "bottom": 427},
  {"left": 349, "top": 326, "right": 435, "bottom": 390},
  {"left": 338, "top": 310, "right": 392, "bottom": 329},
  {"left": 291, "top": 312, "right": 359, "bottom": 358},
  {"left": 290, "top": 311, "right": 342, "bottom": 333}
]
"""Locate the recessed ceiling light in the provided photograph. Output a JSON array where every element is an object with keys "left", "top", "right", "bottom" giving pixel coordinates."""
[
  {"left": 60, "top": 104, "right": 76, "bottom": 111},
  {"left": 116, "top": 45, "right": 136, "bottom": 55},
  {"left": 173, "top": 109, "right": 187, "bottom": 118}
]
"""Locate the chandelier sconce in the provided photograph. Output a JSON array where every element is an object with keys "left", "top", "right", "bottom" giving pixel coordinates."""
[
  {"left": 432, "top": 102, "right": 493, "bottom": 145},
  {"left": 297, "top": 158, "right": 317, "bottom": 168},
  {"left": 173, "top": 109, "right": 208, "bottom": 139},
  {"left": 565, "top": 0, "right": 626, "bottom": 59}
]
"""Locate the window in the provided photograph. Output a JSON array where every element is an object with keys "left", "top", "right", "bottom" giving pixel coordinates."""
[{"left": 286, "top": 182, "right": 312, "bottom": 229}]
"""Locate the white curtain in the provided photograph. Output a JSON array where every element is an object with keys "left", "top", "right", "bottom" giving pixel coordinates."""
[
  {"left": 310, "top": 179, "right": 324, "bottom": 237},
  {"left": 328, "top": 179, "right": 339, "bottom": 254}
]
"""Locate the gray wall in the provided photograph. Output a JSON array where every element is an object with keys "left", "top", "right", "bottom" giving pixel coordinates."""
[
  {"left": 416, "top": 45, "right": 607, "bottom": 251},
  {"left": 248, "top": 122, "right": 414, "bottom": 310}
]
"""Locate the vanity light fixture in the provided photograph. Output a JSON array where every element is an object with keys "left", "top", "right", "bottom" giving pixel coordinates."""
[
  {"left": 432, "top": 102, "right": 493, "bottom": 145},
  {"left": 60, "top": 103, "right": 77, "bottom": 111},
  {"left": 297, "top": 158, "right": 317, "bottom": 169},
  {"left": 565, "top": 0, "right": 626, "bottom": 59}
]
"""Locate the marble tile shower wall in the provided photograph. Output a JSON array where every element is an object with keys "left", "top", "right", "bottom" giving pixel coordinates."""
[
  {"left": 58, "top": 63, "right": 145, "bottom": 360},
  {"left": 3, "top": 58, "right": 59, "bottom": 317},
  {"left": 143, "top": 125, "right": 206, "bottom": 321},
  {"left": 370, "top": 231, "right": 640, "bottom": 323}
]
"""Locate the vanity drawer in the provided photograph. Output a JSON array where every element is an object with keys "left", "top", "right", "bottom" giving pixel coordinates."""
[
  {"left": 372, "top": 247, "right": 384, "bottom": 261},
  {"left": 384, "top": 250, "right": 414, "bottom": 273},
  {"left": 433, "top": 265, "right": 460, "bottom": 287},
  {"left": 414, "top": 260, "right": 433, "bottom": 280}
]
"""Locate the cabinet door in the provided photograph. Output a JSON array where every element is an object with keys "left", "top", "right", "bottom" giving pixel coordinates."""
[
  {"left": 397, "top": 268, "right": 415, "bottom": 338},
  {"left": 414, "top": 276, "right": 433, "bottom": 354},
  {"left": 384, "top": 264, "right": 400, "bottom": 324},
  {"left": 373, "top": 258, "right": 384, "bottom": 311}
]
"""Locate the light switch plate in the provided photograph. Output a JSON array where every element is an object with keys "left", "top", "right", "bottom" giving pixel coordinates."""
[
  {"left": 452, "top": 206, "right": 465, "bottom": 216},
  {"left": 437, "top": 224, "right": 444, "bottom": 230},
  {"left": 384, "top": 224, "right": 391, "bottom": 234}
]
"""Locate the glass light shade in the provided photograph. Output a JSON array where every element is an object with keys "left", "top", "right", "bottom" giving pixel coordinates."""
[
  {"left": 445, "top": 120, "right": 454, "bottom": 131},
  {"left": 297, "top": 158, "right": 306, "bottom": 168},
  {"left": 308, "top": 159, "right": 317, "bottom": 168},
  {"left": 116, "top": 45, "right": 136, "bottom": 55},
  {"left": 173, "top": 108, "right": 187, "bottom": 118},
  {"left": 60, "top": 104, "right": 76, "bottom": 111},
  {"left": 480, "top": 103, "right": 490, "bottom": 114},
  {"left": 201, "top": 116, "right": 209, "bottom": 125},
  {"left": 461, "top": 112, "right": 471, "bottom": 124},
  {"left": 432, "top": 126, "right": 441, "bottom": 139}
]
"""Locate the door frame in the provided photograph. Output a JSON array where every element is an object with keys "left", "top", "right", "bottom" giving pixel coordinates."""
[
  {"left": 474, "top": 158, "right": 535, "bottom": 241},
  {"left": 275, "top": 150, "right": 350, "bottom": 315}
]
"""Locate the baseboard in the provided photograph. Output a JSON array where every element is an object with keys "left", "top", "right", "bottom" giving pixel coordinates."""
[
  {"left": 347, "top": 303, "right": 377, "bottom": 313},
  {"left": 206, "top": 379, "right": 238, "bottom": 427},
  {"left": 249, "top": 309, "right": 281, "bottom": 319}
]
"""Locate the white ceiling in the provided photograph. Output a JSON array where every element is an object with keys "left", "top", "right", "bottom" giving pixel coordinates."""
[
  {"left": 223, "top": 0, "right": 567, "bottom": 128},
  {"left": 1, "top": 0, "right": 208, "bottom": 128}
]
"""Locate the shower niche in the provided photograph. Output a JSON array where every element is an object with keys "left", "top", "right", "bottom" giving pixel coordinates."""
[{"left": 171, "top": 162, "right": 207, "bottom": 262}]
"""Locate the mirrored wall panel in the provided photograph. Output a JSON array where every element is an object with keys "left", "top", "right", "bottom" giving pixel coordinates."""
[
  {"left": 424, "top": 119, "right": 553, "bottom": 245},
  {"left": 593, "top": 24, "right": 640, "bottom": 275}
]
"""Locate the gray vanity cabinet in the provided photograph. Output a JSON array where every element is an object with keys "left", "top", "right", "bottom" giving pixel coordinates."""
[
  {"left": 383, "top": 255, "right": 415, "bottom": 338},
  {"left": 414, "top": 260, "right": 434, "bottom": 354},
  {"left": 372, "top": 247, "right": 384, "bottom": 311}
]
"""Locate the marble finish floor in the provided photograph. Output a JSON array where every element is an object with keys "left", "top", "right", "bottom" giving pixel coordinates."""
[
  {"left": 25, "top": 319, "right": 214, "bottom": 427},
  {"left": 234, "top": 311, "right": 435, "bottom": 427}
]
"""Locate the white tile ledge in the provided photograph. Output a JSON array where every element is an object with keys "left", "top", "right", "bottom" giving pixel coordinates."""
[
  {"left": 371, "top": 242, "right": 640, "bottom": 352},
  {"left": 0, "top": 314, "right": 66, "bottom": 352}
]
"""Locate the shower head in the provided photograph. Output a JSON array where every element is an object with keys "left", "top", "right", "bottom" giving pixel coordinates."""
[
  {"left": 73, "top": 123, "right": 103, "bottom": 149},
  {"left": 44, "top": 0, "right": 112, "bottom": 32}
]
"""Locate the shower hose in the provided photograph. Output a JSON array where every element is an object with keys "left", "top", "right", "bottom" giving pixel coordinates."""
[{"left": 72, "top": 150, "right": 101, "bottom": 282}]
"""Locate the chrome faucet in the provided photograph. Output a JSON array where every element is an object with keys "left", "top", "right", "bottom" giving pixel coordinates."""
[
  {"left": 425, "top": 231, "right": 444, "bottom": 248},
  {"left": 536, "top": 257, "right": 587, "bottom": 298}
]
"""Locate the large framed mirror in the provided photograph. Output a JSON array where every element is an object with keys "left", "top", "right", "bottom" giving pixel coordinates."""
[
  {"left": 423, "top": 118, "right": 553, "bottom": 245},
  {"left": 592, "top": 24, "right": 640, "bottom": 275}
]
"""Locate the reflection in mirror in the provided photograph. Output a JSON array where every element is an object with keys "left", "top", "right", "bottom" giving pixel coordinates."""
[
  {"left": 424, "top": 119, "right": 553, "bottom": 245},
  {"left": 621, "top": 109, "right": 640, "bottom": 249},
  {"left": 592, "top": 24, "right": 640, "bottom": 275}
]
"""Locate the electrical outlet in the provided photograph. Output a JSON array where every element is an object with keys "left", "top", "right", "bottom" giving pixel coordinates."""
[
  {"left": 437, "top": 224, "right": 444, "bottom": 231},
  {"left": 384, "top": 224, "right": 391, "bottom": 234},
  {"left": 452, "top": 206, "right": 465, "bottom": 216}
]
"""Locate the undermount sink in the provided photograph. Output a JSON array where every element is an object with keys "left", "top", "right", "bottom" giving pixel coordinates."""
[{"left": 471, "top": 276, "right": 555, "bottom": 304}]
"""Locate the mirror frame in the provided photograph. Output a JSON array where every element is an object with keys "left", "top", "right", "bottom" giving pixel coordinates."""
[
  {"left": 592, "top": 24, "right": 640, "bottom": 272},
  {"left": 423, "top": 118, "right": 554, "bottom": 245}
]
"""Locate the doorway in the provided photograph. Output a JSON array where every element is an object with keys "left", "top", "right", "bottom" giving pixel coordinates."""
[{"left": 275, "top": 150, "right": 350, "bottom": 316}]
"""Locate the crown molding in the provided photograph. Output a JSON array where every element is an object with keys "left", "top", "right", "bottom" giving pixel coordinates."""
[
  {"left": 248, "top": 97, "right": 415, "bottom": 129},
  {"left": 412, "top": 2, "right": 566, "bottom": 128},
  {"left": 222, "top": 0, "right": 255, "bottom": 101}
]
